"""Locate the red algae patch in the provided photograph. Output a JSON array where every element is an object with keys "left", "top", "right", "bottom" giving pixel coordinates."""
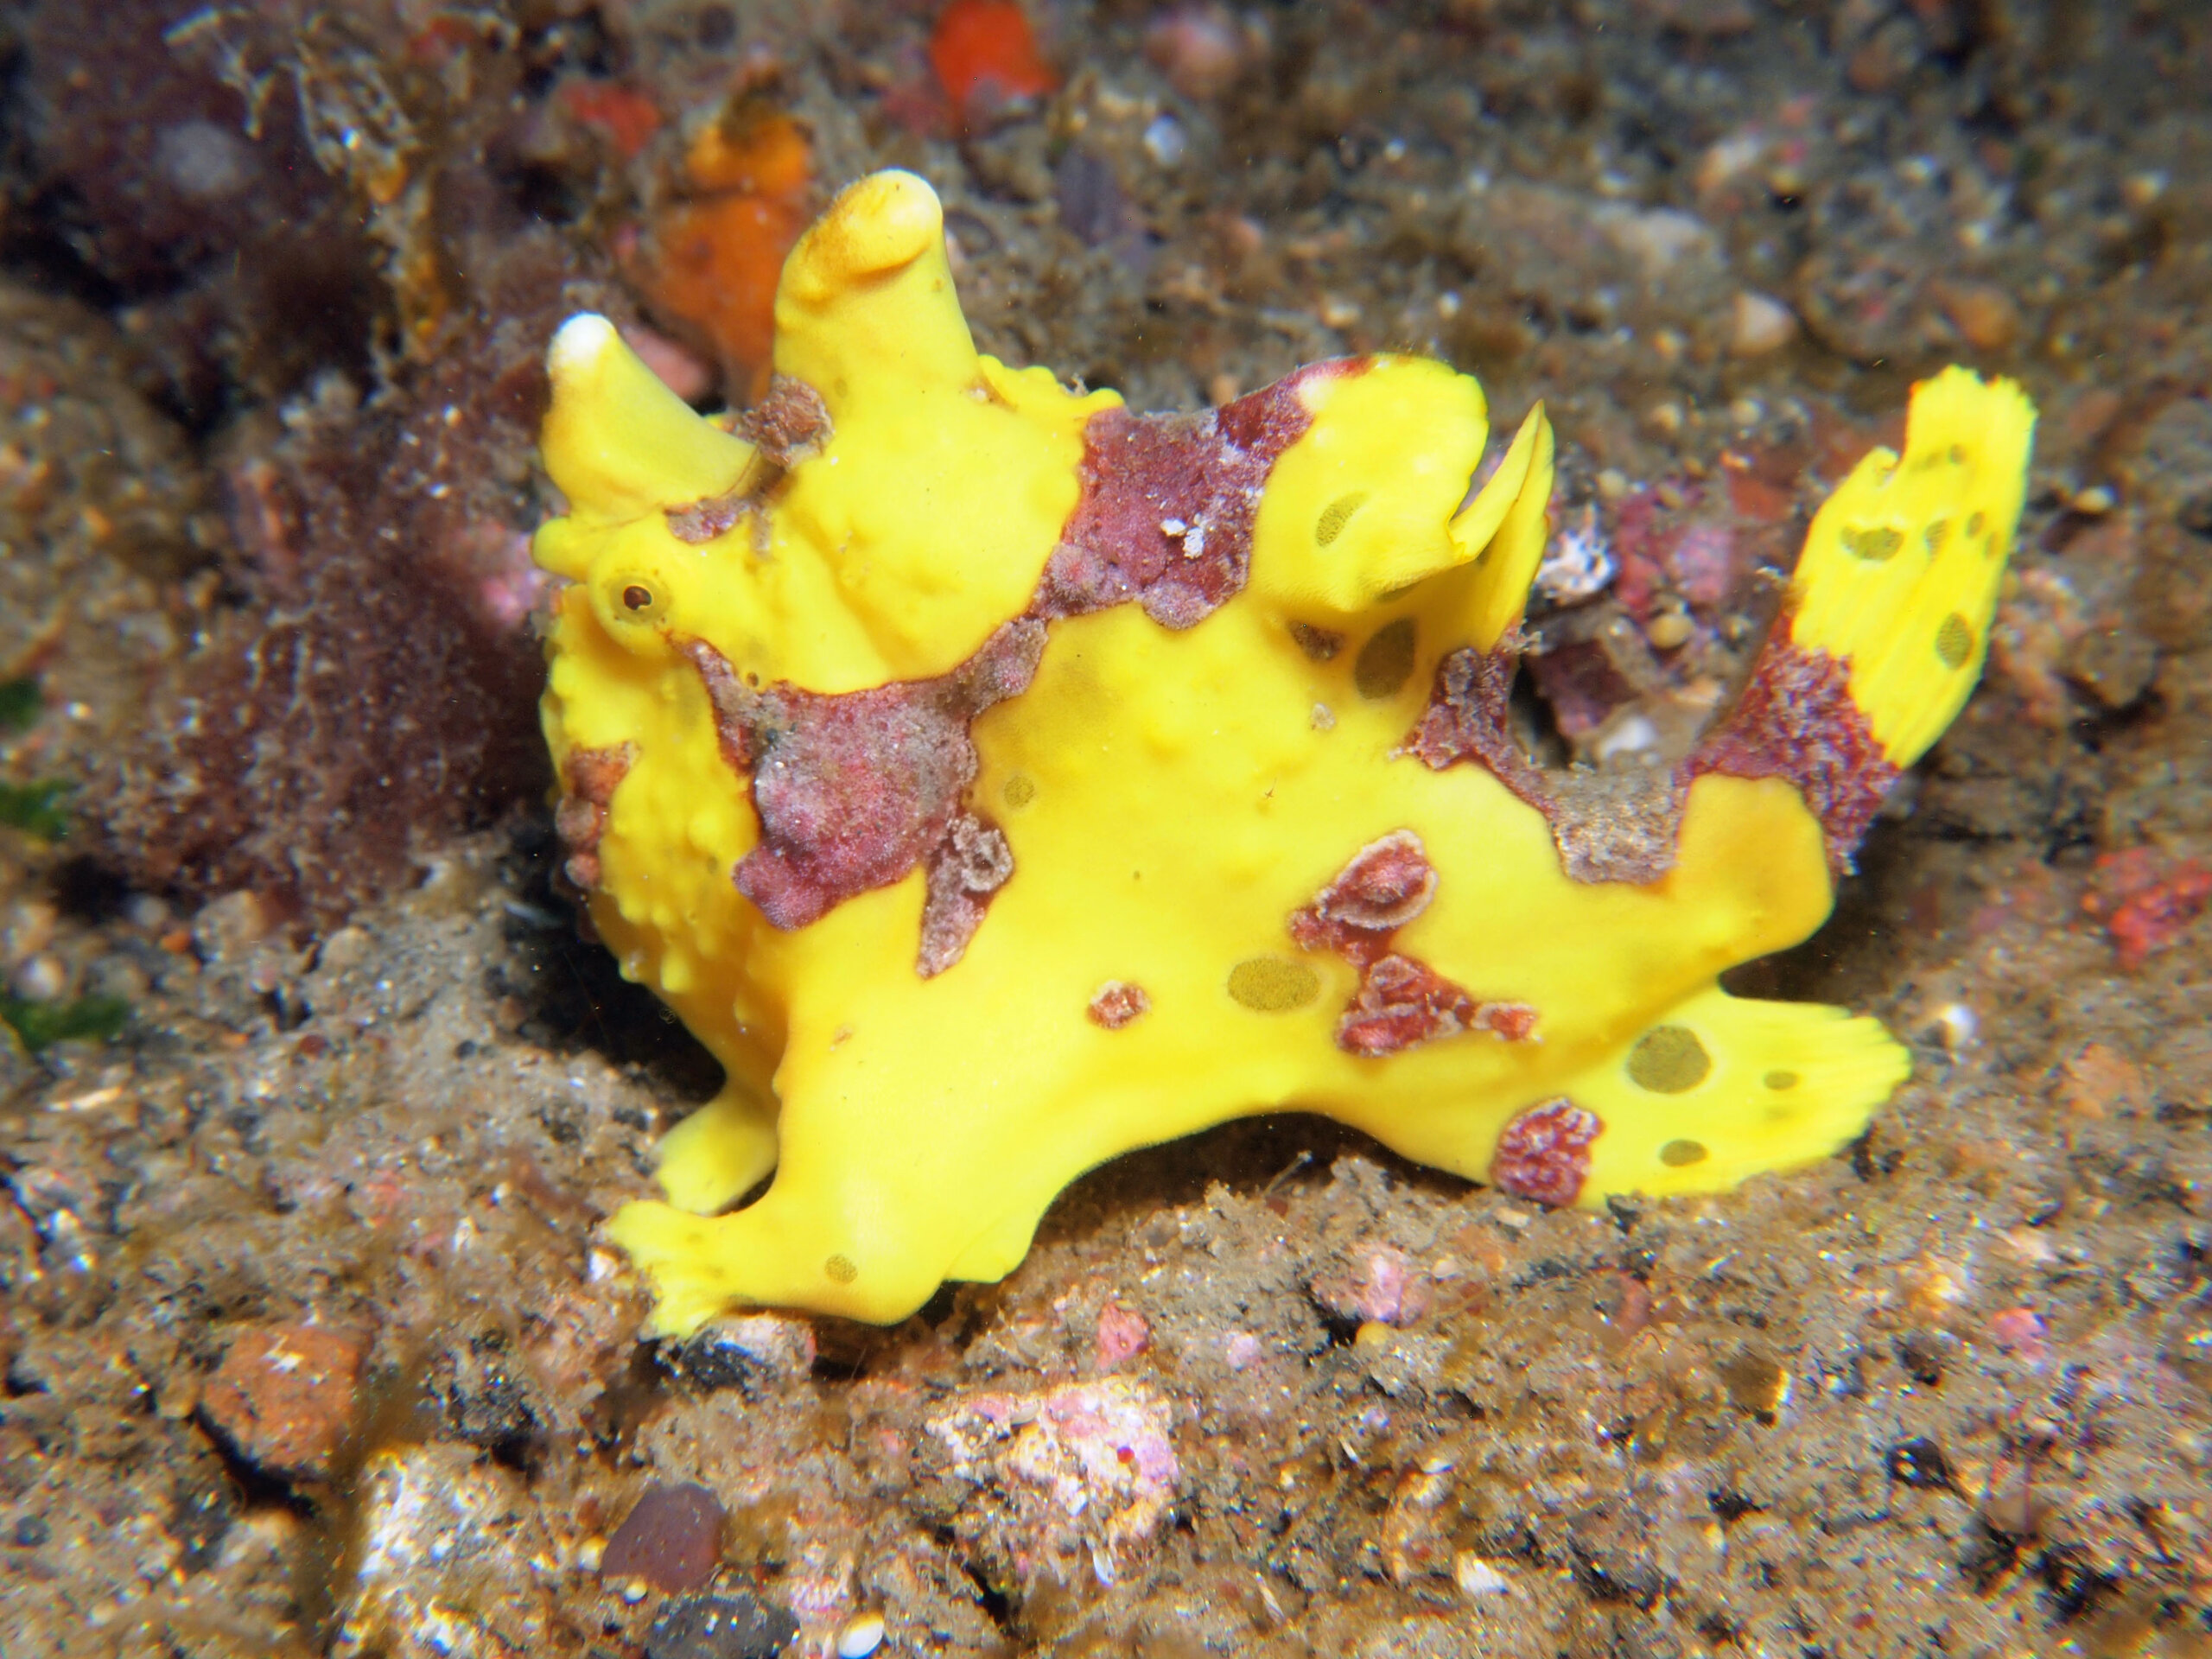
[{"left": 929, "top": 0, "right": 1058, "bottom": 129}]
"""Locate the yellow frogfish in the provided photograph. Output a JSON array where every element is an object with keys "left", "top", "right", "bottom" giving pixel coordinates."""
[{"left": 533, "top": 169, "right": 2035, "bottom": 1330}]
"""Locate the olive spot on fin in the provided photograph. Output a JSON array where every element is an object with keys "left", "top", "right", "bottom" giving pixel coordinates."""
[
  {"left": 1626, "top": 1025, "right": 1711, "bottom": 1093},
  {"left": 1002, "top": 772, "right": 1038, "bottom": 809},
  {"left": 1353, "top": 618, "right": 1417, "bottom": 699},
  {"left": 1840, "top": 525, "right": 1904, "bottom": 563},
  {"left": 1936, "top": 613, "right": 1974, "bottom": 670},
  {"left": 1228, "top": 957, "right": 1320, "bottom": 1012},
  {"left": 1316, "top": 491, "right": 1369, "bottom": 547},
  {"left": 824, "top": 1254, "right": 858, "bottom": 1285},
  {"left": 1764, "top": 1068, "right": 1800, "bottom": 1090},
  {"left": 1658, "top": 1138, "right": 1709, "bottom": 1167}
]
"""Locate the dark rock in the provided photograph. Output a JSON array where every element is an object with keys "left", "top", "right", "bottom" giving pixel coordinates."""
[
  {"left": 169, "top": 1468, "right": 236, "bottom": 1572},
  {"left": 645, "top": 1592, "right": 798, "bottom": 1659}
]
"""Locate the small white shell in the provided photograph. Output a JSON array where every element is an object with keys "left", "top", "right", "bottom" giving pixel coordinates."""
[{"left": 835, "top": 1611, "right": 887, "bottom": 1659}]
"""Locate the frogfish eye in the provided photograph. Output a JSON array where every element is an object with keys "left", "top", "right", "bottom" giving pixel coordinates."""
[{"left": 622, "top": 584, "right": 654, "bottom": 612}]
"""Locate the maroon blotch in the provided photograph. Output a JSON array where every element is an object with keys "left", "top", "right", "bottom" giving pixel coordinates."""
[
  {"left": 1298, "top": 830, "right": 1438, "bottom": 940},
  {"left": 665, "top": 494, "right": 749, "bottom": 546},
  {"left": 683, "top": 620, "right": 1045, "bottom": 976},
  {"left": 1402, "top": 643, "right": 1550, "bottom": 814},
  {"left": 1687, "top": 634, "right": 1897, "bottom": 872},
  {"left": 664, "top": 376, "right": 831, "bottom": 544},
  {"left": 1478, "top": 1001, "right": 1540, "bottom": 1043},
  {"left": 918, "top": 811, "right": 1016, "bottom": 978},
  {"left": 1489, "top": 1098, "right": 1601, "bottom": 1207},
  {"left": 1338, "top": 954, "right": 1478, "bottom": 1056},
  {"left": 1032, "top": 360, "right": 1363, "bottom": 631}
]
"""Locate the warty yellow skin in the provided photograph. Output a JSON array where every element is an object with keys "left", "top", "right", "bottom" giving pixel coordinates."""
[{"left": 533, "top": 169, "right": 2034, "bottom": 1331}]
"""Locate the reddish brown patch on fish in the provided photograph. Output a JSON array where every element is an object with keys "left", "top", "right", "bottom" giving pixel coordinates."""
[
  {"left": 735, "top": 374, "right": 831, "bottom": 468},
  {"left": 1288, "top": 830, "right": 1537, "bottom": 1056},
  {"left": 1287, "top": 830, "right": 1438, "bottom": 965},
  {"left": 664, "top": 376, "right": 831, "bottom": 543},
  {"left": 1338, "top": 957, "right": 1541, "bottom": 1056},
  {"left": 1479, "top": 1001, "right": 1540, "bottom": 1043},
  {"left": 1404, "top": 645, "right": 1684, "bottom": 887},
  {"left": 1489, "top": 1098, "right": 1601, "bottom": 1207},
  {"left": 1033, "top": 360, "right": 1363, "bottom": 631},
  {"left": 555, "top": 743, "right": 635, "bottom": 892},
  {"left": 683, "top": 621, "right": 1044, "bottom": 976},
  {"left": 1688, "top": 635, "right": 1896, "bottom": 872},
  {"left": 1087, "top": 981, "right": 1151, "bottom": 1029},
  {"left": 664, "top": 494, "right": 749, "bottom": 545}
]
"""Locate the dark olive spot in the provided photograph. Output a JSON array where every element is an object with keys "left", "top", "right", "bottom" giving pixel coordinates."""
[
  {"left": 1764, "top": 1069, "right": 1799, "bottom": 1090},
  {"left": 1352, "top": 617, "right": 1417, "bottom": 699},
  {"left": 1316, "top": 492, "right": 1369, "bottom": 548},
  {"left": 1288, "top": 620, "right": 1344, "bottom": 662},
  {"left": 1947, "top": 443, "right": 1967, "bottom": 466},
  {"left": 1965, "top": 510, "right": 1986, "bottom": 538},
  {"left": 1002, "top": 773, "right": 1037, "bottom": 810},
  {"left": 1658, "top": 1138, "right": 1708, "bottom": 1167},
  {"left": 1841, "top": 525, "right": 1904, "bottom": 563},
  {"left": 1936, "top": 613, "right": 1974, "bottom": 670},
  {"left": 1923, "top": 519, "right": 1950, "bottom": 555},
  {"left": 1227, "top": 957, "right": 1320, "bottom": 1012},
  {"left": 1626, "top": 1026, "right": 1712, "bottom": 1093},
  {"left": 824, "top": 1254, "right": 858, "bottom": 1284},
  {"left": 623, "top": 584, "right": 655, "bottom": 612}
]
